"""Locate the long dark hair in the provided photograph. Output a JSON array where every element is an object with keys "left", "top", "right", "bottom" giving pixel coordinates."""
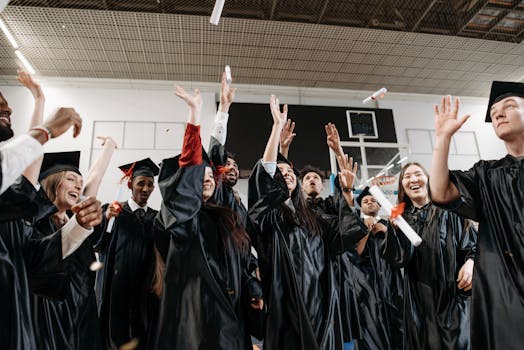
[
  {"left": 280, "top": 177, "right": 325, "bottom": 236},
  {"left": 397, "top": 162, "right": 431, "bottom": 208},
  {"left": 202, "top": 201, "right": 251, "bottom": 257}
]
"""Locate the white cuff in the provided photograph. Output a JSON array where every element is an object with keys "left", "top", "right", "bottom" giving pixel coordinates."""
[
  {"left": 0, "top": 134, "right": 44, "bottom": 194},
  {"left": 211, "top": 110, "right": 229, "bottom": 145},
  {"left": 261, "top": 161, "right": 277, "bottom": 177},
  {"left": 61, "top": 215, "right": 93, "bottom": 259}
]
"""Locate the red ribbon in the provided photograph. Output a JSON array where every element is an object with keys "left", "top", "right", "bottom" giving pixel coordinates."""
[
  {"left": 391, "top": 202, "right": 406, "bottom": 219},
  {"left": 119, "top": 162, "right": 136, "bottom": 184},
  {"left": 111, "top": 201, "right": 123, "bottom": 214}
]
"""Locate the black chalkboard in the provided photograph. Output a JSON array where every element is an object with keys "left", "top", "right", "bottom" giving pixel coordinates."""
[{"left": 223, "top": 102, "right": 396, "bottom": 177}]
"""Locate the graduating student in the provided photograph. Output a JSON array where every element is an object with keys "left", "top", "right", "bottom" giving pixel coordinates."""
[
  {"left": 0, "top": 75, "right": 102, "bottom": 349},
  {"left": 94, "top": 157, "right": 161, "bottom": 350},
  {"left": 381, "top": 163, "right": 477, "bottom": 350},
  {"left": 284, "top": 122, "right": 360, "bottom": 345},
  {"left": 429, "top": 84, "right": 524, "bottom": 349},
  {"left": 208, "top": 72, "right": 248, "bottom": 226},
  {"left": 248, "top": 95, "right": 367, "bottom": 350},
  {"left": 32, "top": 147, "right": 117, "bottom": 350},
  {"left": 350, "top": 187, "right": 403, "bottom": 350},
  {"left": 155, "top": 86, "right": 264, "bottom": 350},
  {"left": 0, "top": 72, "right": 81, "bottom": 195}
]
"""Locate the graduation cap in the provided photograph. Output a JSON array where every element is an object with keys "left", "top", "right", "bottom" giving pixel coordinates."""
[
  {"left": 356, "top": 186, "right": 376, "bottom": 207},
  {"left": 39, "top": 151, "right": 81, "bottom": 181},
  {"left": 119, "top": 158, "right": 160, "bottom": 179},
  {"left": 276, "top": 153, "right": 300, "bottom": 176},
  {"left": 485, "top": 81, "right": 524, "bottom": 122}
]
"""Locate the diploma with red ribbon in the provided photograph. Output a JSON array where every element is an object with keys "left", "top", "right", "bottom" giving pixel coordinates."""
[{"left": 369, "top": 185, "right": 422, "bottom": 246}]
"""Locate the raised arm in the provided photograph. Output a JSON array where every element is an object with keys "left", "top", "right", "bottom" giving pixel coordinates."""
[
  {"left": 325, "top": 122, "right": 344, "bottom": 158},
  {"left": 337, "top": 154, "right": 358, "bottom": 207},
  {"left": 430, "top": 96, "right": 470, "bottom": 204},
  {"left": 83, "top": 136, "right": 118, "bottom": 197},
  {"left": 175, "top": 85, "right": 203, "bottom": 168},
  {"left": 18, "top": 71, "right": 46, "bottom": 186},
  {"left": 279, "top": 119, "right": 296, "bottom": 159},
  {"left": 211, "top": 72, "right": 236, "bottom": 147},
  {"left": 263, "top": 95, "right": 287, "bottom": 164},
  {"left": 0, "top": 107, "right": 82, "bottom": 195}
]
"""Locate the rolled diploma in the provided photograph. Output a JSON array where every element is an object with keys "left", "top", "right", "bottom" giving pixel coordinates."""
[
  {"left": 369, "top": 185, "right": 422, "bottom": 246},
  {"left": 106, "top": 183, "right": 124, "bottom": 233}
]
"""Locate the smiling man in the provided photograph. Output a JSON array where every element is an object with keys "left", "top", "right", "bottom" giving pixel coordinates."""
[
  {"left": 93, "top": 158, "right": 161, "bottom": 350},
  {"left": 429, "top": 82, "right": 524, "bottom": 350}
]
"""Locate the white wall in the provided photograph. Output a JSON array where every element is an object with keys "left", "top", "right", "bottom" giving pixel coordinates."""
[{"left": 0, "top": 77, "right": 508, "bottom": 208}]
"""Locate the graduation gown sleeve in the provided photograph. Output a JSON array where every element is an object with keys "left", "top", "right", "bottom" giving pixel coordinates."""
[{"left": 436, "top": 156, "right": 524, "bottom": 350}]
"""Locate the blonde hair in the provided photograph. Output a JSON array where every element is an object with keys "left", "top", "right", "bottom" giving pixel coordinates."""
[
  {"left": 41, "top": 171, "right": 67, "bottom": 203},
  {"left": 41, "top": 171, "right": 71, "bottom": 228}
]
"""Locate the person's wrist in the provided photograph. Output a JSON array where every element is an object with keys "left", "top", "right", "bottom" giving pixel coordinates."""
[
  {"left": 219, "top": 103, "right": 230, "bottom": 113},
  {"left": 29, "top": 125, "right": 52, "bottom": 144}
]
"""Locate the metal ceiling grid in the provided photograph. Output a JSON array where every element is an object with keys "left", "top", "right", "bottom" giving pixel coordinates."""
[
  {"left": 7, "top": 0, "right": 524, "bottom": 43},
  {"left": 0, "top": 5, "right": 523, "bottom": 97}
]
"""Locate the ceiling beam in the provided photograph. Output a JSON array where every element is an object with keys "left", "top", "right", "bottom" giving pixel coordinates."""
[
  {"left": 514, "top": 24, "right": 524, "bottom": 42},
  {"left": 316, "top": 0, "right": 329, "bottom": 24},
  {"left": 482, "top": 0, "right": 522, "bottom": 39},
  {"left": 269, "top": 0, "right": 278, "bottom": 20},
  {"left": 455, "top": 0, "right": 490, "bottom": 35},
  {"left": 411, "top": 0, "right": 438, "bottom": 31}
]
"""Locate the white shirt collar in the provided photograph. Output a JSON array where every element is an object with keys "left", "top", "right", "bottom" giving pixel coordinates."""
[
  {"left": 361, "top": 213, "right": 381, "bottom": 223},
  {"left": 128, "top": 198, "right": 148, "bottom": 212}
]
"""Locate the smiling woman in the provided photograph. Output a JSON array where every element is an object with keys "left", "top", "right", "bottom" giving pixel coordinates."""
[{"left": 381, "top": 161, "right": 478, "bottom": 350}]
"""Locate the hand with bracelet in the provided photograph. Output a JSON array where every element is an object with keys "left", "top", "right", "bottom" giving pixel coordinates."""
[
  {"left": 337, "top": 153, "right": 358, "bottom": 206},
  {"left": 30, "top": 107, "right": 83, "bottom": 144}
]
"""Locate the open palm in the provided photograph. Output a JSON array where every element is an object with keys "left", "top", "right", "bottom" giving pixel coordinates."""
[{"left": 434, "top": 95, "right": 470, "bottom": 138}]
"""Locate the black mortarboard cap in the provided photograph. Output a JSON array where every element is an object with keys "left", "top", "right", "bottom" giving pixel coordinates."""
[
  {"left": 356, "top": 186, "right": 374, "bottom": 207},
  {"left": 485, "top": 81, "right": 524, "bottom": 122},
  {"left": 39, "top": 151, "right": 81, "bottom": 181},
  {"left": 276, "top": 153, "right": 300, "bottom": 176},
  {"left": 119, "top": 158, "right": 160, "bottom": 179}
]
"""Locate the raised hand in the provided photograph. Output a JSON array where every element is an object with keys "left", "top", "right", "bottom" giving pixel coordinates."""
[
  {"left": 434, "top": 95, "right": 470, "bottom": 138},
  {"left": 219, "top": 72, "right": 236, "bottom": 112},
  {"left": 43, "top": 107, "right": 82, "bottom": 138},
  {"left": 17, "top": 70, "right": 44, "bottom": 100},
  {"left": 175, "top": 85, "right": 203, "bottom": 125},
  {"left": 175, "top": 85, "right": 203, "bottom": 111},
  {"left": 96, "top": 136, "right": 118, "bottom": 149},
  {"left": 269, "top": 95, "right": 287, "bottom": 127},
  {"left": 279, "top": 119, "right": 296, "bottom": 158},
  {"left": 325, "top": 122, "right": 343, "bottom": 156},
  {"left": 337, "top": 154, "right": 358, "bottom": 190}
]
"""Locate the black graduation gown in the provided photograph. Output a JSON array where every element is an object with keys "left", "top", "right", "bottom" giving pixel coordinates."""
[
  {"left": 208, "top": 135, "right": 248, "bottom": 227},
  {"left": 93, "top": 202, "right": 159, "bottom": 350},
  {"left": 307, "top": 196, "right": 360, "bottom": 344},
  {"left": 0, "top": 176, "right": 68, "bottom": 350},
  {"left": 439, "top": 155, "right": 524, "bottom": 350},
  {"left": 381, "top": 203, "right": 477, "bottom": 350},
  {"left": 29, "top": 216, "right": 103, "bottom": 350},
  {"left": 348, "top": 220, "right": 404, "bottom": 350},
  {"left": 155, "top": 157, "right": 263, "bottom": 350},
  {"left": 247, "top": 161, "right": 367, "bottom": 350}
]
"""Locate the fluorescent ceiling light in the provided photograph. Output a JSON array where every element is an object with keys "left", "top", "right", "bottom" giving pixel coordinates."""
[
  {"left": 15, "top": 50, "right": 35, "bottom": 74},
  {"left": 0, "top": 17, "right": 18, "bottom": 49},
  {"left": 0, "top": 1, "right": 10, "bottom": 13}
]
